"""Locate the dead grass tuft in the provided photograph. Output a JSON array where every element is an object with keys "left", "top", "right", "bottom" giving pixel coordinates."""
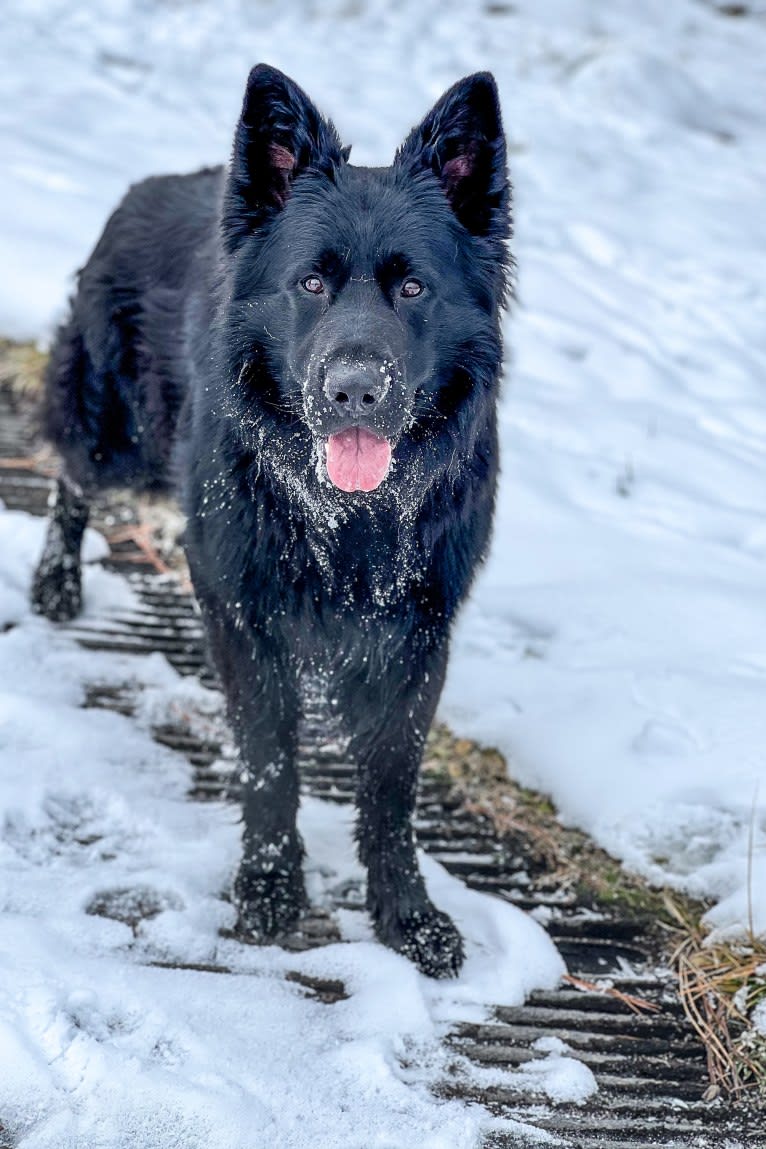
[
  {"left": 667, "top": 896, "right": 766, "bottom": 1099},
  {"left": 0, "top": 338, "right": 46, "bottom": 394}
]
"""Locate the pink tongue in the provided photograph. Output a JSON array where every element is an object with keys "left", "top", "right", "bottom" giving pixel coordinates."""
[{"left": 325, "top": 427, "right": 392, "bottom": 493}]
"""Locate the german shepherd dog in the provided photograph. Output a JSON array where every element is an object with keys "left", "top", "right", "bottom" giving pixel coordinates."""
[{"left": 32, "top": 65, "right": 511, "bottom": 977}]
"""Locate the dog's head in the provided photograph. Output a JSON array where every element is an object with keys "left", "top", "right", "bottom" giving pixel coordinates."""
[{"left": 219, "top": 64, "right": 511, "bottom": 497}]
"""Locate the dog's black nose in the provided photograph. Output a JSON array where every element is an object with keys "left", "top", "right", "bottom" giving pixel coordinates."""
[{"left": 323, "top": 365, "right": 388, "bottom": 416}]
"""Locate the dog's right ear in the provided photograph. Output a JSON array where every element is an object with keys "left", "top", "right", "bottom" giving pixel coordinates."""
[{"left": 222, "top": 64, "right": 344, "bottom": 252}]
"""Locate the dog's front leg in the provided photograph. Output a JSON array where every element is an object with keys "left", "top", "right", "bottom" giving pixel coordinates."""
[
  {"left": 202, "top": 606, "right": 305, "bottom": 939},
  {"left": 343, "top": 639, "right": 465, "bottom": 978}
]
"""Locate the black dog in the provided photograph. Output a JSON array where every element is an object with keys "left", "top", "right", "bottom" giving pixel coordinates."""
[{"left": 32, "top": 65, "right": 511, "bottom": 977}]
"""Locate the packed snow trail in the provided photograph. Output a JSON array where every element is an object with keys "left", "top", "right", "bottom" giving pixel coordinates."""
[{"left": 0, "top": 508, "right": 576, "bottom": 1147}]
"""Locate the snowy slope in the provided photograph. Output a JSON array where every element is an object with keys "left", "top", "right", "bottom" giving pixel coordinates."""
[{"left": 1, "top": 0, "right": 764, "bottom": 950}]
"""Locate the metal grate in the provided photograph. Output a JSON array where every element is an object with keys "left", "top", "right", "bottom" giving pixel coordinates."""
[{"left": 0, "top": 390, "right": 759, "bottom": 1148}]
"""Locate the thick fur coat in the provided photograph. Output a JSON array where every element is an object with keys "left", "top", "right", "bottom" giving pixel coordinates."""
[{"left": 33, "top": 65, "right": 512, "bottom": 976}]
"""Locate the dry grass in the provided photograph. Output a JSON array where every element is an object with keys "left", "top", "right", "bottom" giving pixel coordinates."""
[
  {"left": 0, "top": 337, "right": 46, "bottom": 394},
  {"left": 667, "top": 897, "right": 766, "bottom": 1100}
]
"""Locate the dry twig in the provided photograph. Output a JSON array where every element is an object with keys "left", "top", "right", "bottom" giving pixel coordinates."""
[{"left": 562, "top": 973, "right": 661, "bottom": 1016}]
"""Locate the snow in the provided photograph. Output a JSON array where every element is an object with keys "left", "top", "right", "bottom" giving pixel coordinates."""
[
  {"left": 1, "top": 0, "right": 766, "bottom": 1134},
  {"left": 755, "top": 997, "right": 766, "bottom": 1040},
  {"left": 0, "top": 510, "right": 574, "bottom": 1145},
  {"left": 441, "top": 0, "right": 766, "bottom": 937}
]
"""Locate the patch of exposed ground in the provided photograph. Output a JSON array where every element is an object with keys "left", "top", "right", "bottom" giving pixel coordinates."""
[{"left": 422, "top": 724, "right": 706, "bottom": 931}]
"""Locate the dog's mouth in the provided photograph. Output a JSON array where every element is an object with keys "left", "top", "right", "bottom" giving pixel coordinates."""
[{"left": 325, "top": 427, "right": 392, "bottom": 493}]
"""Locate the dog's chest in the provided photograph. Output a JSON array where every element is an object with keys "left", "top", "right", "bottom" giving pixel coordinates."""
[{"left": 303, "top": 510, "right": 427, "bottom": 611}]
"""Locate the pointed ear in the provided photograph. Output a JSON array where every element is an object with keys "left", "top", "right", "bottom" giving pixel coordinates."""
[
  {"left": 222, "top": 64, "right": 344, "bottom": 251},
  {"left": 395, "top": 73, "right": 510, "bottom": 241}
]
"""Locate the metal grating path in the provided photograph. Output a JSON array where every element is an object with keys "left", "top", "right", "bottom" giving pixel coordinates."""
[{"left": 0, "top": 387, "right": 760, "bottom": 1148}]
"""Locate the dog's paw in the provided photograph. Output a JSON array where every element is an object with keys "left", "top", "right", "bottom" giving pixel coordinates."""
[
  {"left": 31, "top": 559, "right": 83, "bottom": 622},
  {"left": 233, "top": 866, "right": 306, "bottom": 941},
  {"left": 381, "top": 905, "right": 465, "bottom": 979}
]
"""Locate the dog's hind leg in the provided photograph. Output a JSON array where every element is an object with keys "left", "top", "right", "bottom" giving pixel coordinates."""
[
  {"left": 31, "top": 313, "right": 101, "bottom": 622},
  {"left": 31, "top": 476, "right": 91, "bottom": 622}
]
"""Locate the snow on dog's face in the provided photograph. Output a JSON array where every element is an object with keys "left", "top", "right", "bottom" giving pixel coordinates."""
[{"left": 219, "top": 64, "right": 511, "bottom": 496}]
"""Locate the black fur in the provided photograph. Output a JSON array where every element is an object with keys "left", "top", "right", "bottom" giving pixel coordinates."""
[{"left": 32, "top": 65, "right": 512, "bottom": 978}]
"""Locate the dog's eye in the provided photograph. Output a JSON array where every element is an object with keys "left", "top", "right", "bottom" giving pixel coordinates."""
[
  {"left": 401, "top": 279, "right": 424, "bottom": 298},
  {"left": 301, "top": 275, "right": 324, "bottom": 295}
]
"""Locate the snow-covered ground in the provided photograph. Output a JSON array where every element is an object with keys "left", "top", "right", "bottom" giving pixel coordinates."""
[
  {"left": 0, "top": 512, "right": 580, "bottom": 1146},
  {"left": 1, "top": 0, "right": 765, "bottom": 1137}
]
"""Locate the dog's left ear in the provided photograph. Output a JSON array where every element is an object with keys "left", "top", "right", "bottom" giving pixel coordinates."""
[
  {"left": 395, "top": 73, "right": 509, "bottom": 240},
  {"left": 222, "top": 63, "right": 344, "bottom": 251}
]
